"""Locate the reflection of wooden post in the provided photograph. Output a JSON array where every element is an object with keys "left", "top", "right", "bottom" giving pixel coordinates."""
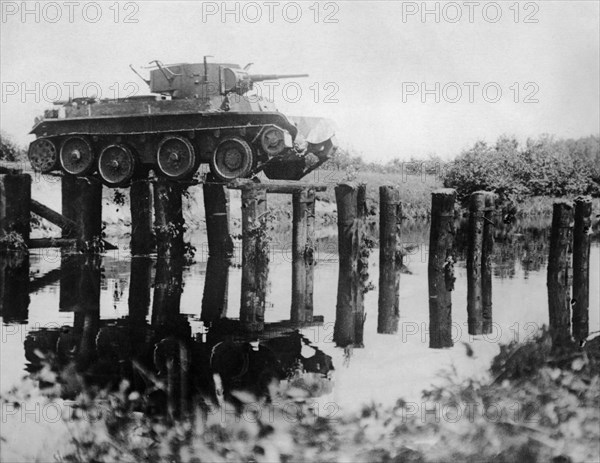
[
  {"left": 467, "top": 191, "right": 485, "bottom": 335},
  {"left": 305, "top": 188, "right": 316, "bottom": 322},
  {"left": 201, "top": 256, "right": 230, "bottom": 322},
  {"left": 203, "top": 177, "right": 233, "bottom": 258},
  {"left": 152, "top": 258, "right": 184, "bottom": 327},
  {"left": 547, "top": 200, "right": 573, "bottom": 347},
  {"left": 292, "top": 189, "right": 308, "bottom": 322},
  {"left": 62, "top": 176, "right": 102, "bottom": 250},
  {"left": 59, "top": 254, "right": 101, "bottom": 313},
  {"left": 0, "top": 173, "right": 31, "bottom": 244},
  {"left": 130, "top": 179, "right": 155, "bottom": 255},
  {"left": 428, "top": 189, "right": 456, "bottom": 349},
  {"left": 128, "top": 256, "right": 153, "bottom": 323},
  {"left": 0, "top": 251, "right": 30, "bottom": 323},
  {"left": 572, "top": 196, "right": 591, "bottom": 343},
  {"left": 378, "top": 186, "right": 402, "bottom": 334},
  {"left": 154, "top": 179, "right": 184, "bottom": 259},
  {"left": 334, "top": 183, "right": 359, "bottom": 347},
  {"left": 481, "top": 192, "right": 495, "bottom": 334},
  {"left": 240, "top": 187, "right": 269, "bottom": 332}
]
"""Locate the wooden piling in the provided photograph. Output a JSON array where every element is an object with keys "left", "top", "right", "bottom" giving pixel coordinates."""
[
  {"left": 467, "top": 191, "right": 485, "bottom": 335},
  {"left": 61, "top": 176, "right": 102, "bottom": 250},
  {"left": 240, "top": 187, "right": 269, "bottom": 332},
  {"left": 572, "top": 196, "right": 592, "bottom": 343},
  {"left": 547, "top": 200, "right": 574, "bottom": 346},
  {"left": 378, "top": 185, "right": 402, "bottom": 334},
  {"left": 428, "top": 188, "right": 456, "bottom": 348},
  {"left": 291, "top": 189, "right": 309, "bottom": 323},
  {"left": 203, "top": 177, "right": 234, "bottom": 258},
  {"left": 354, "top": 184, "right": 367, "bottom": 347},
  {"left": 334, "top": 183, "right": 359, "bottom": 347},
  {"left": 481, "top": 192, "right": 495, "bottom": 334},
  {"left": 0, "top": 173, "right": 31, "bottom": 245},
  {"left": 305, "top": 188, "right": 316, "bottom": 322},
  {"left": 130, "top": 179, "right": 155, "bottom": 255},
  {"left": 153, "top": 179, "right": 185, "bottom": 259}
]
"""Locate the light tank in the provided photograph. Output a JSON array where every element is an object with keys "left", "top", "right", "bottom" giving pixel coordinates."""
[{"left": 27, "top": 57, "right": 336, "bottom": 186}]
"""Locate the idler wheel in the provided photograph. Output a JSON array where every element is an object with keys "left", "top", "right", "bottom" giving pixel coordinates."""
[
  {"left": 210, "top": 136, "right": 254, "bottom": 182},
  {"left": 28, "top": 138, "right": 58, "bottom": 173},
  {"left": 156, "top": 136, "right": 196, "bottom": 180},
  {"left": 60, "top": 136, "right": 95, "bottom": 175},
  {"left": 260, "top": 126, "right": 286, "bottom": 156},
  {"left": 98, "top": 144, "right": 136, "bottom": 187}
]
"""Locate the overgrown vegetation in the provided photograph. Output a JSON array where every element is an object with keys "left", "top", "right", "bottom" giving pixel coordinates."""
[
  {"left": 443, "top": 135, "right": 600, "bottom": 201},
  {"left": 0, "top": 131, "right": 26, "bottom": 162},
  {"left": 2, "top": 329, "right": 598, "bottom": 462}
]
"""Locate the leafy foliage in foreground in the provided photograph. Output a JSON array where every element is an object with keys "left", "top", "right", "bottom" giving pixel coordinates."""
[{"left": 2, "top": 330, "right": 596, "bottom": 463}]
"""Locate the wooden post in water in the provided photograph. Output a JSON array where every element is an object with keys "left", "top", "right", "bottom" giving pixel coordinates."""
[
  {"left": 378, "top": 185, "right": 402, "bottom": 334},
  {"left": 153, "top": 179, "right": 185, "bottom": 259},
  {"left": 130, "top": 179, "right": 155, "bottom": 255},
  {"left": 572, "top": 196, "right": 592, "bottom": 343},
  {"left": 481, "top": 192, "right": 495, "bottom": 334},
  {"left": 467, "top": 191, "right": 485, "bottom": 335},
  {"left": 291, "top": 189, "right": 309, "bottom": 323},
  {"left": 0, "top": 173, "right": 31, "bottom": 245},
  {"left": 354, "top": 184, "right": 367, "bottom": 346},
  {"left": 305, "top": 188, "right": 316, "bottom": 322},
  {"left": 62, "top": 176, "right": 102, "bottom": 250},
  {"left": 547, "top": 200, "right": 574, "bottom": 347},
  {"left": 428, "top": 189, "right": 456, "bottom": 348},
  {"left": 203, "top": 176, "right": 233, "bottom": 258},
  {"left": 240, "top": 187, "right": 269, "bottom": 332},
  {"left": 334, "top": 183, "right": 359, "bottom": 347}
]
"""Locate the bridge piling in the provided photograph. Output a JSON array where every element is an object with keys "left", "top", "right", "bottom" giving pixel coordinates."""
[
  {"left": 428, "top": 188, "right": 456, "bottom": 349},
  {"left": 153, "top": 179, "right": 185, "bottom": 259},
  {"left": 378, "top": 185, "right": 402, "bottom": 334},
  {"left": 547, "top": 200, "right": 574, "bottom": 347},
  {"left": 467, "top": 191, "right": 486, "bottom": 335},
  {"left": 61, "top": 176, "right": 102, "bottom": 251},
  {"left": 130, "top": 179, "right": 155, "bottom": 255},
  {"left": 572, "top": 196, "right": 592, "bottom": 343}
]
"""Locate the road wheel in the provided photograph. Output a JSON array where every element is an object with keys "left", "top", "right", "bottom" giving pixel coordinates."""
[
  {"left": 98, "top": 144, "right": 136, "bottom": 187},
  {"left": 28, "top": 138, "right": 58, "bottom": 173},
  {"left": 210, "top": 136, "right": 254, "bottom": 182},
  {"left": 60, "top": 137, "right": 95, "bottom": 175},
  {"left": 156, "top": 136, "right": 196, "bottom": 179}
]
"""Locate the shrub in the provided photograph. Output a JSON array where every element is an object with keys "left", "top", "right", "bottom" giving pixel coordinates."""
[
  {"left": 0, "top": 131, "right": 26, "bottom": 162},
  {"left": 443, "top": 134, "right": 600, "bottom": 201}
]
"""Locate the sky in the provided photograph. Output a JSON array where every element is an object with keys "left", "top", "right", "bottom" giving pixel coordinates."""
[{"left": 1, "top": 0, "right": 599, "bottom": 161}]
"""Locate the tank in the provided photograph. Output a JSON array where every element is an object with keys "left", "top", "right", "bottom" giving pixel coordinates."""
[{"left": 27, "top": 57, "right": 336, "bottom": 186}]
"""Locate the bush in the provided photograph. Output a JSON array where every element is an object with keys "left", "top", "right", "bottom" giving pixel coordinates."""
[
  {"left": 0, "top": 131, "right": 26, "bottom": 162},
  {"left": 443, "top": 135, "right": 600, "bottom": 201}
]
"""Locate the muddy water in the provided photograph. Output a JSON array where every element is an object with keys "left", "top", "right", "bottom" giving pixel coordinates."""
[{"left": 1, "top": 218, "right": 599, "bottom": 413}]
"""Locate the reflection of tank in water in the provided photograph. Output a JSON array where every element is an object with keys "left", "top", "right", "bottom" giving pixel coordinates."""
[
  {"left": 27, "top": 57, "right": 336, "bottom": 185},
  {"left": 24, "top": 319, "right": 334, "bottom": 411}
]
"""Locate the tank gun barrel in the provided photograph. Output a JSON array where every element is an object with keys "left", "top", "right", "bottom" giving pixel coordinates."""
[{"left": 249, "top": 73, "right": 309, "bottom": 83}]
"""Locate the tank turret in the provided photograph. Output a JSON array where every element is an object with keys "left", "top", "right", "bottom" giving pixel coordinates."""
[{"left": 145, "top": 58, "right": 308, "bottom": 100}]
